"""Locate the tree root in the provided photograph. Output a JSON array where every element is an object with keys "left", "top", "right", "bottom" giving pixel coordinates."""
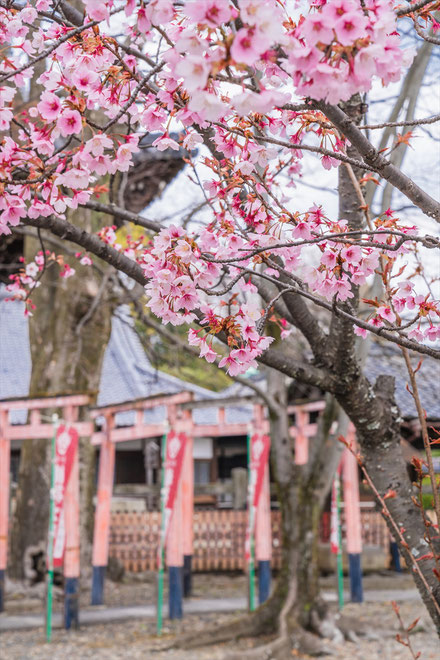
[
  {"left": 172, "top": 580, "right": 287, "bottom": 650},
  {"left": 221, "top": 627, "right": 335, "bottom": 660},
  {"left": 217, "top": 576, "right": 300, "bottom": 660},
  {"left": 200, "top": 590, "right": 342, "bottom": 660},
  {"left": 169, "top": 584, "right": 348, "bottom": 658},
  {"left": 175, "top": 605, "right": 275, "bottom": 650},
  {"left": 309, "top": 597, "right": 344, "bottom": 644}
]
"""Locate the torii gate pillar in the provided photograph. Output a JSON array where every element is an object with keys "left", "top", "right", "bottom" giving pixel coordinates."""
[
  {"left": 91, "top": 414, "right": 115, "bottom": 605},
  {"left": 0, "top": 410, "right": 10, "bottom": 612},
  {"left": 342, "top": 425, "right": 363, "bottom": 603},
  {"left": 182, "top": 434, "right": 194, "bottom": 598},
  {"left": 63, "top": 405, "right": 81, "bottom": 629},
  {"left": 167, "top": 478, "right": 184, "bottom": 619},
  {"left": 256, "top": 462, "right": 272, "bottom": 604}
]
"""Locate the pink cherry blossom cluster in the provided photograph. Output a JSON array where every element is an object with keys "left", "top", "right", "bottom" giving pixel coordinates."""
[
  {"left": 5, "top": 254, "right": 43, "bottom": 308},
  {"left": 189, "top": 303, "right": 275, "bottom": 377},
  {"left": 0, "top": 0, "right": 412, "bottom": 236},
  {"left": 355, "top": 283, "right": 440, "bottom": 343},
  {"left": 288, "top": 0, "right": 415, "bottom": 103},
  {"left": 0, "top": 0, "right": 438, "bottom": 367},
  {"left": 0, "top": 3, "right": 142, "bottom": 235},
  {"left": 5, "top": 250, "right": 76, "bottom": 312},
  {"left": 140, "top": 224, "right": 274, "bottom": 375},
  {"left": 351, "top": 213, "right": 440, "bottom": 342},
  {"left": 135, "top": 201, "right": 438, "bottom": 370}
]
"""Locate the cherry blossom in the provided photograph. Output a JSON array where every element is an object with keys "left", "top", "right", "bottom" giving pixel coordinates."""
[
  {"left": 230, "top": 28, "right": 262, "bottom": 66},
  {"left": 152, "top": 135, "right": 180, "bottom": 152},
  {"left": 57, "top": 110, "right": 83, "bottom": 137},
  {"left": 377, "top": 306, "right": 397, "bottom": 324},
  {"left": 184, "top": 0, "right": 233, "bottom": 27},
  {"left": 0, "top": 0, "right": 437, "bottom": 371},
  {"left": 301, "top": 14, "right": 334, "bottom": 47},
  {"left": 37, "top": 91, "right": 61, "bottom": 121}
]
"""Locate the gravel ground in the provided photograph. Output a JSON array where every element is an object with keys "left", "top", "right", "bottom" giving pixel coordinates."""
[
  {"left": 1, "top": 573, "right": 439, "bottom": 659},
  {"left": 1, "top": 600, "right": 438, "bottom": 660}
]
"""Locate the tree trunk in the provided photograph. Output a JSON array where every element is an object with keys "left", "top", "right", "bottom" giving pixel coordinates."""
[
  {"left": 178, "top": 371, "right": 339, "bottom": 657},
  {"left": 9, "top": 207, "right": 114, "bottom": 580},
  {"left": 267, "top": 370, "right": 334, "bottom": 635},
  {"left": 336, "top": 373, "right": 440, "bottom": 632}
]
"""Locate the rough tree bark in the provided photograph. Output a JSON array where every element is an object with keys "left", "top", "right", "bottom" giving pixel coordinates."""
[{"left": 336, "top": 372, "right": 440, "bottom": 631}]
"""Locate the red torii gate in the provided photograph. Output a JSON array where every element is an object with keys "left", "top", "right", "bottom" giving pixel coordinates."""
[
  {"left": 0, "top": 394, "right": 92, "bottom": 618},
  {"left": 88, "top": 395, "right": 333, "bottom": 606},
  {"left": 0, "top": 392, "right": 364, "bottom": 618}
]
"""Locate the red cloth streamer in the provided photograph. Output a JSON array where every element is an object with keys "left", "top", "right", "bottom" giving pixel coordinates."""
[
  {"left": 52, "top": 425, "right": 79, "bottom": 568},
  {"left": 158, "top": 431, "right": 187, "bottom": 568},
  {"left": 330, "top": 475, "right": 339, "bottom": 555},
  {"left": 246, "top": 433, "right": 270, "bottom": 562}
]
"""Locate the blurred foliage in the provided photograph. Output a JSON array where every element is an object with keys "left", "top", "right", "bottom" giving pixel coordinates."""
[
  {"left": 115, "top": 224, "right": 152, "bottom": 248},
  {"left": 113, "top": 224, "right": 232, "bottom": 392},
  {"left": 421, "top": 493, "right": 434, "bottom": 509},
  {"left": 134, "top": 315, "right": 233, "bottom": 392}
]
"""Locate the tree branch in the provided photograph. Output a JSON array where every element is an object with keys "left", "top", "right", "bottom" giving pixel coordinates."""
[
  {"left": 360, "top": 112, "right": 440, "bottom": 130},
  {"left": 80, "top": 201, "right": 162, "bottom": 233},
  {"left": 316, "top": 101, "right": 440, "bottom": 222},
  {"left": 23, "top": 215, "right": 147, "bottom": 285},
  {"left": 396, "top": 0, "right": 439, "bottom": 16},
  {"left": 258, "top": 346, "right": 335, "bottom": 392}
]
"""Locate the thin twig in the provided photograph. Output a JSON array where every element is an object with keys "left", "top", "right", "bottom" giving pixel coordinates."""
[
  {"left": 413, "top": 18, "right": 440, "bottom": 44},
  {"left": 396, "top": 0, "right": 440, "bottom": 16},
  {"left": 360, "top": 113, "right": 440, "bottom": 130},
  {"left": 402, "top": 347, "right": 440, "bottom": 529},
  {"left": 352, "top": 447, "right": 440, "bottom": 619}
]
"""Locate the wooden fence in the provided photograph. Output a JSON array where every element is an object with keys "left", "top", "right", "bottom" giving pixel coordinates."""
[{"left": 109, "top": 508, "right": 389, "bottom": 573}]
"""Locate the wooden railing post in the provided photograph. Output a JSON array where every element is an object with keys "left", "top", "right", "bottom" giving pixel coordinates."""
[
  {"left": 294, "top": 407, "right": 309, "bottom": 465},
  {"left": 91, "top": 413, "right": 115, "bottom": 605},
  {"left": 342, "top": 425, "right": 363, "bottom": 603},
  {"left": 0, "top": 409, "right": 10, "bottom": 612}
]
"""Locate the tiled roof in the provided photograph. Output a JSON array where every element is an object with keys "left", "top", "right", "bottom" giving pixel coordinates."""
[
  {"left": 364, "top": 340, "right": 440, "bottom": 420},
  {"left": 0, "top": 290, "right": 31, "bottom": 424},
  {"left": 98, "top": 308, "right": 216, "bottom": 426},
  {"left": 0, "top": 292, "right": 216, "bottom": 426}
]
